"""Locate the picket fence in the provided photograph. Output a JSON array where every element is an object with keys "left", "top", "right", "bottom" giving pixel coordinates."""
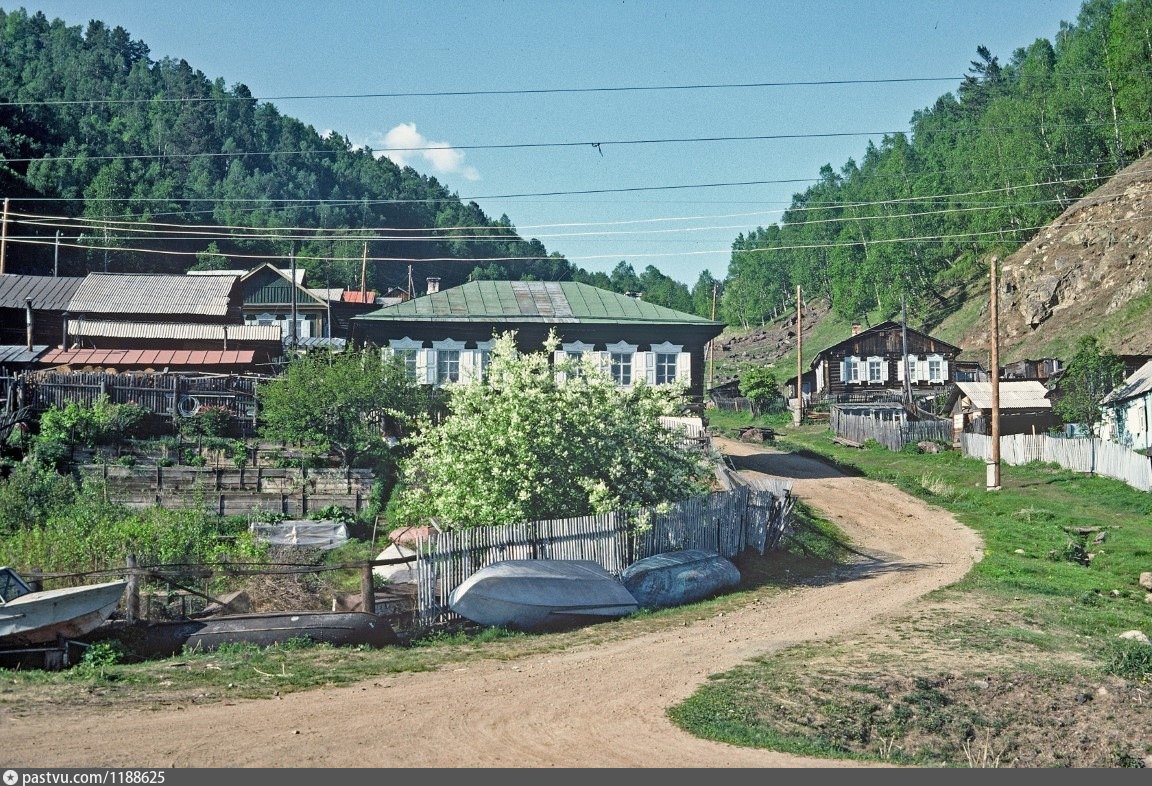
[
  {"left": 831, "top": 409, "right": 952, "bottom": 451},
  {"left": 961, "top": 432, "right": 1152, "bottom": 492},
  {"left": 410, "top": 483, "right": 795, "bottom": 626}
]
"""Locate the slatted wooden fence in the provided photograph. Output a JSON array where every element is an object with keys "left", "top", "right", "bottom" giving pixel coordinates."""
[
  {"left": 961, "top": 433, "right": 1152, "bottom": 492},
  {"left": 831, "top": 408, "right": 952, "bottom": 451},
  {"left": 411, "top": 484, "right": 795, "bottom": 626}
]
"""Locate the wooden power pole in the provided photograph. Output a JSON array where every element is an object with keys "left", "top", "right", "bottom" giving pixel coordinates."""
[
  {"left": 988, "top": 257, "right": 1001, "bottom": 491},
  {"left": 0, "top": 197, "right": 8, "bottom": 275},
  {"left": 707, "top": 282, "right": 717, "bottom": 392},
  {"left": 795, "top": 285, "right": 803, "bottom": 425}
]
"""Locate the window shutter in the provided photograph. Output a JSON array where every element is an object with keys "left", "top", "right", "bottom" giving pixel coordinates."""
[
  {"left": 640, "top": 352, "right": 655, "bottom": 385},
  {"left": 676, "top": 352, "right": 690, "bottom": 383},
  {"left": 897, "top": 359, "right": 905, "bottom": 382},
  {"left": 459, "top": 350, "right": 477, "bottom": 383},
  {"left": 940, "top": 359, "right": 949, "bottom": 382},
  {"left": 881, "top": 358, "right": 890, "bottom": 382},
  {"left": 917, "top": 359, "right": 929, "bottom": 382},
  {"left": 839, "top": 359, "right": 846, "bottom": 383},
  {"left": 415, "top": 349, "right": 430, "bottom": 385}
]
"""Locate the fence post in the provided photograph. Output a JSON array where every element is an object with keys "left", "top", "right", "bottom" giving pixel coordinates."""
[
  {"left": 125, "top": 554, "right": 139, "bottom": 622},
  {"left": 361, "top": 563, "right": 376, "bottom": 615}
]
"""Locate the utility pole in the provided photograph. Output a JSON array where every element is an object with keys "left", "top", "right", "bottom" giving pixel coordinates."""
[
  {"left": 407, "top": 264, "right": 415, "bottom": 300},
  {"left": 795, "top": 285, "right": 803, "bottom": 425},
  {"left": 988, "top": 257, "right": 1001, "bottom": 491},
  {"left": 901, "top": 294, "right": 912, "bottom": 407},
  {"left": 707, "top": 282, "right": 717, "bottom": 392},
  {"left": 0, "top": 197, "right": 8, "bottom": 274},
  {"left": 53, "top": 231, "right": 60, "bottom": 277},
  {"left": 289, "top": 248, "right": 298, "bottom": 349},
  {"left": 360, "top": 241, "right": 368, "bottom": 299}
]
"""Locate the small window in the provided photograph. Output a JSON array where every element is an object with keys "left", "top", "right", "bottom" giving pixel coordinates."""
[
  {"left": 843, "top": 356, "right": 860, "bottom": 383},
  {"left": 395, "top": 349, "right": 418, "bottom": 380},
  {"left": 437, "top": 350, "right": 461, "bottom": 384},
  {"left": 928, "top": 356, "right": 947, "bottom": 383},
  {"left": 655, "top": 353, "right": 678, "bottom": 385},
  {"left": 610, "top": 352, "right": 633, "bottom": 386}
]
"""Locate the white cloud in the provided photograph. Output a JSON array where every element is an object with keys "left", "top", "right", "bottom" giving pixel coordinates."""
[{"left": 376, "top": 122, "right": 480, "bottom": 181}]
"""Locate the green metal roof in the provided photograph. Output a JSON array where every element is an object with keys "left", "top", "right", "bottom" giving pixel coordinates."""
[{"left": 353, "top": 281, "right": 723, "bottom": 326}]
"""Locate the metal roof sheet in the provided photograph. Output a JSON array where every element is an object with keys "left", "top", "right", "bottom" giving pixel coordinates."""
[
  {"left": 1101, "top": 359, "right": 1152, "bottom": 405},
  {"left": 292, "top": 336, "right": 347, "bottom": 349},
  {"left": 38, "top": 348, "right": 255, "bottom": 367},
  {"left": 68, "top": 273, "right": 238, "bottom": 316},
  {"left": 354, "top": 280, "right": 722, "bottom": 326},
  {"left": 67, "top": 320, "right": 280, "bottom": 342},
  {"left": 0, "top": 274, "right": 85, "bottom": 310},
  {"left": 0, "top": 344, "right": 50, "bottom": 364},
  {"left": 955, "top": 380, "right": 1052, "bottom": 410}
]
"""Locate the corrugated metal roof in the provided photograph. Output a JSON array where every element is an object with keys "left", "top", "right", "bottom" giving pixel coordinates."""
[
  {"left": 308, "top": 287, "right": 344, "bottom": 302},
  {"left": 1101, "top": 359, "right": 1152, "bottom": 405},
  {"left": 0, "top": 345, "right": 50, "bottom": 364},
  {"left": 956, "top": 380, "right": 1052, "bottom": 410},
  {"left": 354, "top": 280, "right": 722, "bottom": 326},
  {"left": 68, "top": 273, "right": 238, "bottom": 316},
  {"left": 0, "top": 274, "right": 85, "bottom": 310},
  {"left": 38, "top": 348, "right": 256, "bottom": 367},
  {"left": 67, "top": 320, "right": 280, "bottom": 342}
]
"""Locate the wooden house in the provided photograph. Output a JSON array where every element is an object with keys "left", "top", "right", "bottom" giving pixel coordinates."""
[
  {"left": 809, "top": 321, "right": 962, "bottom": 404},
  {"left": 350, "top": 280, "right": 725, "bottom": 401},
  {"left": 1098, "top": 360, "right": 1152, "bottom": 452}
]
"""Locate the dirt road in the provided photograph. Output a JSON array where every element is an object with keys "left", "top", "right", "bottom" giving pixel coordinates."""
[{"left": 5, "top": 439, "right": 983, "bottom": 768}]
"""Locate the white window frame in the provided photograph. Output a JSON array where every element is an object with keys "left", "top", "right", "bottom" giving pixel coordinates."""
[
  {"left": 650, "top": 341, "right": 684, "bottom": 385},
  {"left": 606, "top": 340, "right": 639, "bottom": 386},
  {"left": 841, "top": 355, "right": 861, "bottom": 384},
  {"left": 432, "top": 339, "right": 466, "bottom": 385},
  {"left": 866, "top": 356, "right": 884, "bottom": 384},
  {"left": 927, "top": 354, "right": 945, "bottom": 384},
  {"left": 388, "top": 337, "right": 424, "bottom": 382}
]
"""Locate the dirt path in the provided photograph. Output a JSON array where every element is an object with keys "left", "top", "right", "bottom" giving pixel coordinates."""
[{"left": 6, "top": 439, "right": 983, "bottom": 768}]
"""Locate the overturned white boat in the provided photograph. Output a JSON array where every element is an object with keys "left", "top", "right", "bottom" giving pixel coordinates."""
[
  {"left": 0, "top": 566, "right": 127, "bottom": 647},
  {"left": 448, "top": 559, "right": 639, "bottom": 631}
]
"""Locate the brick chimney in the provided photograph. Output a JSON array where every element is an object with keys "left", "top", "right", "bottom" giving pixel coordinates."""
[
  {"left": 851, "top": 323, "right": 861, "bottom": 336},
  {"left": 426, "top": 277, "right": 440, "bottom": 295}
]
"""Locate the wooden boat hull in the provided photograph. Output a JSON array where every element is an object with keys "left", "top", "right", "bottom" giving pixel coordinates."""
[
  {"left": 621, "top": 549, "right": 741, "bottom": 610},
  {"left": 90, "top": 611, "right": 399, "bottom": 659},
  {"left": 0, "top": 579, "right": 127, "bottom": 647},
  {"left": 448, "top": 559, "right": 639, "bottom": 631}
]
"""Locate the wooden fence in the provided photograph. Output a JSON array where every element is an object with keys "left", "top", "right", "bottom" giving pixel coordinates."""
[
  {"left": 78, "top": 464, "right": 376, "bottom": 515},
  {"left": 961, "top": 433, "right": 1152, "bottom": 492},
  {"left": 831, "top": 408, "right": 952, "bottom": 451},
  {"left": 10, "top": 370, "right": 266, "bottom": 434},
  {"left": 410, "top": 484, "right": 795, "bottom": 626}
]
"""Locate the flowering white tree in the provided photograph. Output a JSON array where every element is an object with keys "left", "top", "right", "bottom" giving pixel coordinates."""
[{"left": 392, "top": 331, "right": 713, "bottom": 530}]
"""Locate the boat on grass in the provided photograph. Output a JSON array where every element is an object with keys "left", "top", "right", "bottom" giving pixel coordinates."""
[
  {"left": 621, "top": 549, "right": 741, "bottom": 610},
  {"left": 0, "top": 566, "right": 126, "bottom": 648},
  {"left": 89, "top": 610, "right": 400, "bottom": 660},
  {"left": 448, "top": 559, "right": 639, "bottom": 631}
]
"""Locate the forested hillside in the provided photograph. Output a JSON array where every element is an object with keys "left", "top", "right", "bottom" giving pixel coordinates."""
[
  {"left": 720, "top": 0, "right": 1152, "bottom": 335},
  {"left": 0, "top": 7, "right": 633, "bottom": 297}
]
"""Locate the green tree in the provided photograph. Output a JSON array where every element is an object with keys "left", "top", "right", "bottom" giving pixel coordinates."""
[
  {"left": 1054, "top": 335, "right": 1125, "bottom": 429},
  {"left": 255, "top": 347, "right": 425, "bottom": 469},
  {"left": 738, "top": 366, "right": 785, "bottom": 414},
  {"left": 391, "top": 331, "right": 712, "bottom": 530}
]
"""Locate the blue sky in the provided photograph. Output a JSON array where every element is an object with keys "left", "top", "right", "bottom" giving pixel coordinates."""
[{"left": 14, "top": 1, "right": 1088, "bottom": 287}]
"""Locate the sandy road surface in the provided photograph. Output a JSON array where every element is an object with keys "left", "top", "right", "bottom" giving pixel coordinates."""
[{"left": 5, "top": 439, "right": 983, "bottom": 768}]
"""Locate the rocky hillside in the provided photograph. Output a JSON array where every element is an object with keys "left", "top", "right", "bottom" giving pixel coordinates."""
[
  {"left": 713, "top": 152, "right": 1152, "bottom": 382},
  {"left": 944, "top": 152, "right": 1152, "bottom": 364}
]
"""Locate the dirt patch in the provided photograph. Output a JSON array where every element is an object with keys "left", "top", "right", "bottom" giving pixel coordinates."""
[{"left": 2, "top": 437, "right": 993, "bottom": 767}]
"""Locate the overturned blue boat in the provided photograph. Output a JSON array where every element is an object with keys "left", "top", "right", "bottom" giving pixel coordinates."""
[
  {"left": 621, "top": 549, "right": 741, "bottom": 610},
  {"left": 448, "top": 559, "right": 639, "bottom": 631}
]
